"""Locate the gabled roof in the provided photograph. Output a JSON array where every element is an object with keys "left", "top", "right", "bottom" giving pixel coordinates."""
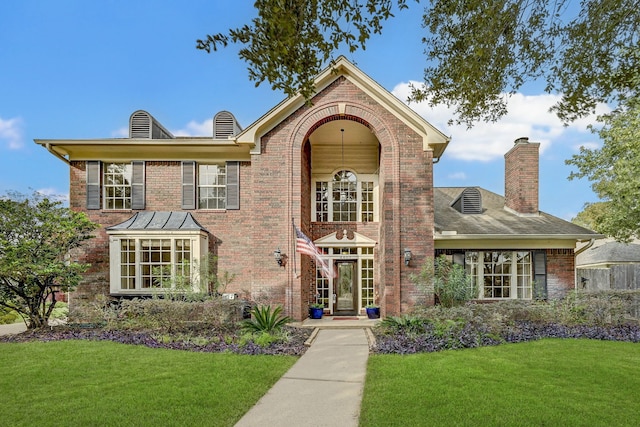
[
  {"left": 236, "top": 56, "right": 450, "bottom": 158},
  {"left": 577, "top": 240, "right": 640, "bottom": 267},
  {"left": 106, "top": 211, "right": 208, "bottom": 232},
  {"left": 435, "top": 187, "right": 602, "bottom": 244}
]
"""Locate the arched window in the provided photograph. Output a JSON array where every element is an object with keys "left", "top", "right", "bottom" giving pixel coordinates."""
[{"left": 314, "top": 170, "right": 376, "bottom": 222}]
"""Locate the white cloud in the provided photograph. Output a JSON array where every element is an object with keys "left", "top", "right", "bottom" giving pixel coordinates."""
[
  {"left": 572, "top": 141, "right": 600, "bottom": 151},
  {"left": 111, "top": 127, "right": 128, "bottom": 138},
  {"left": 173, "top": 118, "right": 213, "bottom": 137},
  {"left": 391, "top": 82, "right": 608, "bottom": 162},
  {"left": 447, "top": 172, "right": 467, "bottom": 180},
  {"left": 0, "top": 116, "right": 24, "bottom": 149},
  {"left": 35, "top": 188, "right": 69, "bottom": 204}
]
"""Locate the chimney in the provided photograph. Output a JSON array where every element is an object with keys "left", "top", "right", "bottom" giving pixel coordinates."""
[{"left": 504, "top": 137, "right": 540, "bottom": 215}]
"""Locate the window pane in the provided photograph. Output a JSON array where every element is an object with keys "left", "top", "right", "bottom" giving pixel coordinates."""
[
  {"left": 104, "top": 163, "right": 132, "bottom": 210},
  {"left": 198, "top": 164, "right": 227, "bottom": 209}
]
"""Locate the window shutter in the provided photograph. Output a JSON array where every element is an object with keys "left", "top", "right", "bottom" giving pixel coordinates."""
[
  {"left": 226, "top": 161, "right": 240, "bottom": 210},
  {"left": 131, "top": 161, "right": 145, "bottom": 210},
  {"left": 86, "top": 161, "right": 101, "bottom": 210},
  {"left": 533, "top": 251, "right": 547, "bottom": 300},
  {"left": 452, "top": 253, "right": 465, "bottom": 266},
  {"left": 182, "top": 161, "right": 196, "bottom": 210}
]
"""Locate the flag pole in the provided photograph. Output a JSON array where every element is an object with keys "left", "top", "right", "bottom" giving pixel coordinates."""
[{"left": 291, "top": 217, "right": 298, "bottom": 278}]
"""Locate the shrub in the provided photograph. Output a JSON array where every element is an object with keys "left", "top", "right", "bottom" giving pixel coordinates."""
[
  {"left": 410, "top": 255, "right": 477, "bottom": 307},
  {"left": 241, "top": 305, "right": 291, "bottom": 334}
]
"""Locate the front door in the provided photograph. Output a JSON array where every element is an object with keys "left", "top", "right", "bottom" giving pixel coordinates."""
[{"left": 334, "top": 261, "right": 357, "bottom": 315}]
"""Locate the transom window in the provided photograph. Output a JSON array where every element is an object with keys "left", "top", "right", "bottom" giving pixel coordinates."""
[
  {"left": 104, "top": 163, "right": 132, "bottom": 209},
  {"left": 465, "top": 251, "right": 532, "bottom": 299},
  {"left": 314, "top": 170, "right": 377, "bottom": 222},
  {"left": 198, "top": 164, "right": 226, "bottom": 209}
]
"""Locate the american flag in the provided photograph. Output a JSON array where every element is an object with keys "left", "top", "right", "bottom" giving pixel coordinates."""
[{"left": 295, "top": 225, "right": 334, "bottom": 278}]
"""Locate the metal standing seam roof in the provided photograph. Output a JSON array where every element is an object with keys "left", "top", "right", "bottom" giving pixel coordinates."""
[
  {"left": 434, "top": 187, "right": 601, "bottom": 238},
  {"left": 106, "top": 211, "right": 208, "bottom": 232}
]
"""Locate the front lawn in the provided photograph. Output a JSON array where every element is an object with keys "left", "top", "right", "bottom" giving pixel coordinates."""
[
  {"left": 0, "top": 340, "right": 296, "bottom": 427},
  {"left": 360, "top": 339, "right": 640, "bottom": 426}
]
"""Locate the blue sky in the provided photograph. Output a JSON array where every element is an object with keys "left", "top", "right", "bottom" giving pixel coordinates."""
[{"left": 0, "top": 1, "right": 605, "bottom": 220}]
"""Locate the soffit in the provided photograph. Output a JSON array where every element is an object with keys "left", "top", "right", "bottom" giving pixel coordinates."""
[{"left": 35, "top": 138, "right": 252, "bottom": 161}]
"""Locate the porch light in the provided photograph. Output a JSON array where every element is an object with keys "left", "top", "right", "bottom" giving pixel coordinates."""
[
  {"left": 404, "top": 248, "right": 412, "bottom": 266},
  {"left": 274, "top": 248, "right": 283, "bottom": 266}
]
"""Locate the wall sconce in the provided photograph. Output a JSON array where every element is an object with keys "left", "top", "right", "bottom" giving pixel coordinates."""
[
  {"left": 274, "top": 248, "right": 283, "bottom": 267},
  {"left": 404, "top": 248, "right": 412, "bottom": 266}
]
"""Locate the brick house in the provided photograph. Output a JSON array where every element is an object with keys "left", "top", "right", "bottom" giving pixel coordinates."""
[{"left": 36, "top": 57, "right": 600, "bottom": 320}]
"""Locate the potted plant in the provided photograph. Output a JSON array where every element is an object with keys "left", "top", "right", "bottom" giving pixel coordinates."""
[
  {"left": 309, "top": 303, "right": 324, "bottom": 319},
  {"left": 365, "top": 304, "right": 380, "bottom": 319}
]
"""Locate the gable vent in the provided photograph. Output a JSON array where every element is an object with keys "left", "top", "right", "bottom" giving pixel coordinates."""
[
  {"left": 129, "top": 110, "right": 174, "bottom": 139},
  {"left": 213, "top": 111, "right": 242, "bottom": 139},
  {"left": 451, "top": 187, "right": 482, "bottom": 214}
]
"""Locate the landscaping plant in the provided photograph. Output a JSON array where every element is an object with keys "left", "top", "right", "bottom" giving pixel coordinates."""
[
  {"left": 242, "top": 305, "right": 291, "bottom": 334},
  {"left": 0, "top": 191, "right": 97, "bottom": 329}
]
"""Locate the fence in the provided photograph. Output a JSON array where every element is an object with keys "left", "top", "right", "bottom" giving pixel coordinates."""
[{"left": 577, "top": 265, "right": 640, "bottom": 291}]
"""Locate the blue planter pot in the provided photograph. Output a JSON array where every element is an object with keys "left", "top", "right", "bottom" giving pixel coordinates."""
[
  {"left": 366, "top": 307, "right": 380, "bottom": 319},
  {"left": 310, "top": 307, "right": 324, "bottom": 319}
]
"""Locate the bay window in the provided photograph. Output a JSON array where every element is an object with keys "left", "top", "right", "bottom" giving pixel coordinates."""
[{"left": 108, "top": 233, "right": 207, "bottom": 294}]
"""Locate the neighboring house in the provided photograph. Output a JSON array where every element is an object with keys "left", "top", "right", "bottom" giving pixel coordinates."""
[
  {"left": 576, "top": 239, "right": 640, "bottom": 290},
  {"left": 35, "top": 57, "right": 601, "bottom": 320}
]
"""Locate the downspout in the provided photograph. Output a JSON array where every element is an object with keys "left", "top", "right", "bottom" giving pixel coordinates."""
[
  {"left": 574, "top": 239, "right": 595, "bottom": 291},
  {"left": 45, "top": 143, "right": 70, "bottom": 165}
]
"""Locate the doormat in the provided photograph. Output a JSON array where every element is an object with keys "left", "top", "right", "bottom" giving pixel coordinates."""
[{"left": 333, "top": 317, "right": 359, "bottom": 320}]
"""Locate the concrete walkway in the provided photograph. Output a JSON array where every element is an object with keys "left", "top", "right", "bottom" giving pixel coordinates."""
[
  {"left": 0, "top": 322, "right": 27, "bottom": 335},
  {"left": 235, "top": 328, "right": 371, "bottom": 427}
]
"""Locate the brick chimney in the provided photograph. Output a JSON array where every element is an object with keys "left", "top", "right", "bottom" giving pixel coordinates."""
[{"left": 504, "top": 137, "right": 539, "bottom": 215}]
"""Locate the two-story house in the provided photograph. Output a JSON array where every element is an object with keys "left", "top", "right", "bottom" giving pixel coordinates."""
[{"left": 36, "top": 57, "right": 600, "bottom": 320}]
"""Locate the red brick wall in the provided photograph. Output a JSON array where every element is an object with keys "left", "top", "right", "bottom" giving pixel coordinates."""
[
  {"left": 67, "top": 76, "right": 436, "bottom": 320},
  {"left": 504, "top": 139, "right": 540, "bottom": 214},
  {"left": 546, "top": 249, "right": 575, "bottom": 299}
]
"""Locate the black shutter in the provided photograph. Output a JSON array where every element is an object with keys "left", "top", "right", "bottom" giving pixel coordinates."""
[
  {"left": 533, "top": 251, "right": 547, "bottom": 300},
  {"left": 182, "top": 161, "right": 196, "bottom": 210},
  {"left": 86, "top": 161, "right": 101, "bottom": 210},
  {"left": 226, "top": 161, "right": 240, "bottom": 210},
  {"left": 131, "top": 161, "right": 145, "bottom": 210}
]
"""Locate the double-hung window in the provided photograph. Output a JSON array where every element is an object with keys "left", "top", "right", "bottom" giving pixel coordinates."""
[
  {"left": 104, "top": 163, "right": 133, "bottom": 210},
  {"left": 314, "top": 170, "right": 377, "bottom": 222},
  {"left": 181, "top": 161, "right": 239, "bottom": 210},
  {"left": 86, "top": 161, "right": 145, "bottom": 210},
  {"left": 198, "top": 164, "right": 226, "bottom": 209}
]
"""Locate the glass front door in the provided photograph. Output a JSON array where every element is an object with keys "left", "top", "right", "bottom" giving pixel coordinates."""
[{"left": 334, "top": 261, "right": 357, "bottom": 315}]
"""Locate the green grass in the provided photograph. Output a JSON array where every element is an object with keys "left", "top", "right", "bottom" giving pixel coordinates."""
[
  {"left": 0, "top": 340, "right": 296, "bottom": 427},
  {"left": 361, "top": 339, "right": 640, "bottom": 426}
]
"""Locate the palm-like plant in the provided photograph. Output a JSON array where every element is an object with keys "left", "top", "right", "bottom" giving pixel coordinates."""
[{"left": 241, "top": 305, "right": 291, "bottom": 333}]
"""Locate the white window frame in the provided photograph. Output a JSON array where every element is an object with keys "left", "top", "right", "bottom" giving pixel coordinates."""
[
  {"left": 465, "top": 251, "right": 533, "bottom": 300},
  {"left": 312, "top": 170, "right": 379, "bottom": 222},
  {"left": 103, "top": 162, "right": 133, "bottom": 210},
  {"left": 314, "top": 246, "right": 375, "bottom": 314},
  {"left": 108, "top": 231, "right": 208, "bottom": 295},
  {"left": 198, "top": 163, "right": 227, "bottom": 210}
]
